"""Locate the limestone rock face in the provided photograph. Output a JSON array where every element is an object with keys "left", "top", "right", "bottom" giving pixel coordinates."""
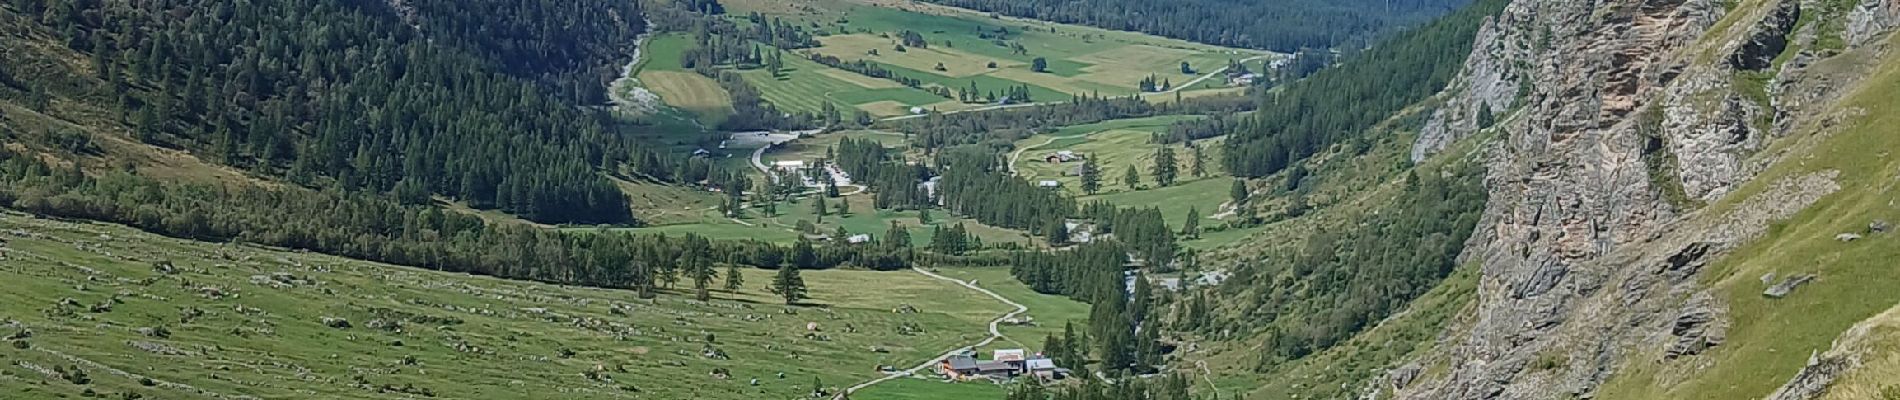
[
  {"left": 1384, "top": 0, "right": 1898, "bottom": 397},
  {"left": 1847, "top": 0, "right": 1900, "bottom": 46}
]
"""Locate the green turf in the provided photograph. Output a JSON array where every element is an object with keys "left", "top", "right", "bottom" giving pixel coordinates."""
[
  {"left": 724, "top": 0, "right": 1269, "bottom": 101},
  {"left": 872, "top": 62, "right": 1071, "bottom": 103},
  {"left": 0, "top": 212, "right": 1011, "bottom": 400},
  {"left": 850, "top": 375, "right": 1008, "bottom": 400},
  {"left": 738, "top": 54, "right": 957, "bottom": 116},
  {"left": 829, "top": 88, "right": 954, "bottom": 106}
]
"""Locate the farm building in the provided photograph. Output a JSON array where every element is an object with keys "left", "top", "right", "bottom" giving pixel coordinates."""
[
  {"left": 1043, "top": 150, "right": 1080, "bottom": 163},
  {"left": 1038, "top": 180, "right": 1062, "bottom": 189},
  {"left": 937, "top": 349, "right": 1066, "bottom": 381}
]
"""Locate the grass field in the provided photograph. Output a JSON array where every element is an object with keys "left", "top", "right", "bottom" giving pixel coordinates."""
[
  {"left": 718, "top": 0, "right": 1268, "bottom": 113},
  {"left": 635, "top": 34, "right": 735, "bottom": 127},
  {"left": 852, "top": 266, "right": 1091, "bottom": 400},
  {"left": 1004, "top": 116, "right": 1260, "bottom": 248},
  {"left": 737, "top": 53, "right": 966, "bottom": 117},
  {"left": 0, "top": 212, "right": 1012, "bottom": 400}
]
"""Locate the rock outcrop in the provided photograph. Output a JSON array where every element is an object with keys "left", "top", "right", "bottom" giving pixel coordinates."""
[{"left": 1384, "top": 0, "right": 1899, "bottom": 398}]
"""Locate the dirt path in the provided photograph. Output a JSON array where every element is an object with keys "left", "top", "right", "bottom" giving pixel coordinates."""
[{"left": 842, "top": 268, "right": 1029, "bottom": 396}]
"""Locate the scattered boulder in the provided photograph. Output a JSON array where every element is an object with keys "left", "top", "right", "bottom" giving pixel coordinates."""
[
  {"left": 1834, "top": 233, "right": 1863, "bottom": 242},
  {"left": 321, "top": 317, "right": 352, "bottom": 328},
  {"left": 1869, "top": 219, "right": 1891, "bottom": 234},
  {"left": 136, "top": 326, "right": 170, "bottom": 339},
  {"left": 128, "top": 340, "right": 188, "bottom": 356},
  {"left": 1764, "top": 274, "right": 1816, "bottom": 298},
  {"left": 1666, "top": 299, "right": 1725, "bottom": 359},
  {"left": 1385, "top": 363, "right": 1422, "bottom": 391}
]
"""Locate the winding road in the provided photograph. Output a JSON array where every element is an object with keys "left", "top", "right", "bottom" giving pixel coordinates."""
[{"left": 842, "top": 268, "right": 1030, "bottom": 396}]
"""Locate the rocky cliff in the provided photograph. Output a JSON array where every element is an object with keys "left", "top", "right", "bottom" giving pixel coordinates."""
[{"left": 1386, "top": 0, "right": 1900, "bottom": 398}]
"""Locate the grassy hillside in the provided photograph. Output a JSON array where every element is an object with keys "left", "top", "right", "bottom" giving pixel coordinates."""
[
  {"left": 1595, "top": 30, "right": 1900, "bottom": 400},
  {"left": 0, "top": 212, "right": 1010, "bottom": 399}
]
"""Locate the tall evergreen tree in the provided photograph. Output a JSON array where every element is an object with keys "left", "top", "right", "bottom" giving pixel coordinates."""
[
  {"left": 1182, "top": 207, "right": 1200, "bottom": 239},
  {"left": 1152, "top": 147, "right": 1178, "bottom": 187},
  {"left": 723, "top": 264, "right": 745, "bottom": 293},
  {"left": 1079, "top": 156, "right": 1102, "bottom": 194},
  {"left": 1123, "top": 165, "right": 1141, "bottom": 190},
  {"left": 1189, "top": 145, "right": 1207, "bottom": 178},
  {"left": 770, "top": 265, "right": 808, "bottom": 305}
]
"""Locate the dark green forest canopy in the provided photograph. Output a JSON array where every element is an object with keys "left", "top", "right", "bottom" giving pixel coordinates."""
[
  {"left": 917, "top": 0, "right": 1470, "bottom": 52},
  {"left": 13, "top": 0, "right": 746, "bottom": 225},
  {"left": 1223, "top": 0, "right": 1508, "bottom": 178}
]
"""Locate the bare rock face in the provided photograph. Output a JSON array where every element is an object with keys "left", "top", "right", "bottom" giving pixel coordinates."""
[
  {"left": 1413, "top": 13, "right": 1527, "bottom": 162},
  {"left": 1847, "top": 0, "right": 1900, "bottom": 46},
  {"left": 1382, "top": 0, "right": 1895, "bottom": 397}
]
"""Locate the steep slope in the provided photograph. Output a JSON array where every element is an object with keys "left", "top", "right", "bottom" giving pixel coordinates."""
[{"left": 1382, "top": 0, "right": 1900, "bottom": 398}]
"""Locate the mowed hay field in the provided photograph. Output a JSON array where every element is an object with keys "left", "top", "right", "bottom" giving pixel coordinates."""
[
  {"left": 637, "top": 33, "right": 735, "bottom": 126},
  {"left": 727, "top": 0, "right": 1267, "bottom": 100},
  {"left": 0, "top": 213, "right": 1013, "bottom": 400},
  {"left": 736, "top": 53, "right": 966, "bottom": 117}
]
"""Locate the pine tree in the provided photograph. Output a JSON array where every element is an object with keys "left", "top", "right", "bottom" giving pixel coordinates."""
[
  {"left": 1079, "top": 156, "right": 1102, "bottom": 194},
  {"left": 1190, "top": 145, "right": 1207, "bottom": 177},
  {"left": 1044, "top": 216, "right": 1069, "bottom": 245},
  {"left": 1230, "top": 179, "right": 1250, "bottom": 205},
  {"left": 724, "top": 264, "right": 745, "bottom": 293},
  {"left": 770, "top": 265, "right": 808, "bottom": 305},
  {"left": 1152, "top": 147, "right": 1178, "bottom": 187},
  {"left": 1182, "top": 207, "right": 1200, "bottom": 239},
  {"left": 832, "top": 226, "right": 851, "bottom": 243},
  {"left": 836, "top": 199, "right": 850, "bottom": 215},
  {"left": 812, "top": 195, "right": 828, "bottom": 222},
  {"left": 917, "top": 207, "right": 932, "bottom": 224},
  {"left": 885, "top": 221, "right": 912, "bottom": 253},
  {"left": 1477, "top": 104, "right": 1497, "bottom": 129},
  {"left": 1122, "top": 165, "right": 1140, "bottom": 190}
]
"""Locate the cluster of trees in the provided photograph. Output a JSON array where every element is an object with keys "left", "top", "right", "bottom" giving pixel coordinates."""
[
  {"left": 1247, "top": 164, "right": 1486, "bottom": 367},
  {"left": 893, "top": 94, "right": 1253, "bottom": 150},
  {"left": 917, "top": 0, "right": 1469, "bottom": 52},
  {"left": 1223, "top": 0, "right": 1506, "bottom": 177},
  {"left": 832, "top": 138, "right": 934, "bottom": 210},
  {"left": 956, "top": 82, "right": 1033, "bottom": 105},
  {"left": 15, "top": 0, "right": 732, "bottom": 224},
  {"left": 742, "top": 12, "right": 821, "bottom": 49},
  {"left": 1010, "top": 241, "right": 1164, "bottom": 374},
  {"left": 807, "top": 53, "right": 929, "bottom": 88},
  {"left": 898, "top": 30, "right": 930, "bottom": 48},
  {"left": 1137, "top": 74, "right": 1173, "bottom": 93},
  {"left": 927, "top": 223, "right": 982, "bottom": 255},
  {"left": 1079, "top": 203, "right": 1177, "bottom": 266},
  {"left": 1156, "top": 115, "right": 1230, "bottom": 144},
  {"left": 935, "top": 151, "right": 1076, "bottom": 234}
]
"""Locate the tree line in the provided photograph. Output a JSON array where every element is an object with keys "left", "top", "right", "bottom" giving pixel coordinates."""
[
  {"left": 889, "top": 94, "right": 1253, "bottom": 151},
  {"left": 917, "top": 0, "right": 1469, "bottom": 52}
]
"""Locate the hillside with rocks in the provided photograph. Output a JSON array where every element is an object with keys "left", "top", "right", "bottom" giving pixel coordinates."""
[{"left": 1383, "top": 0, "right": 1900, "bottom": 398}]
